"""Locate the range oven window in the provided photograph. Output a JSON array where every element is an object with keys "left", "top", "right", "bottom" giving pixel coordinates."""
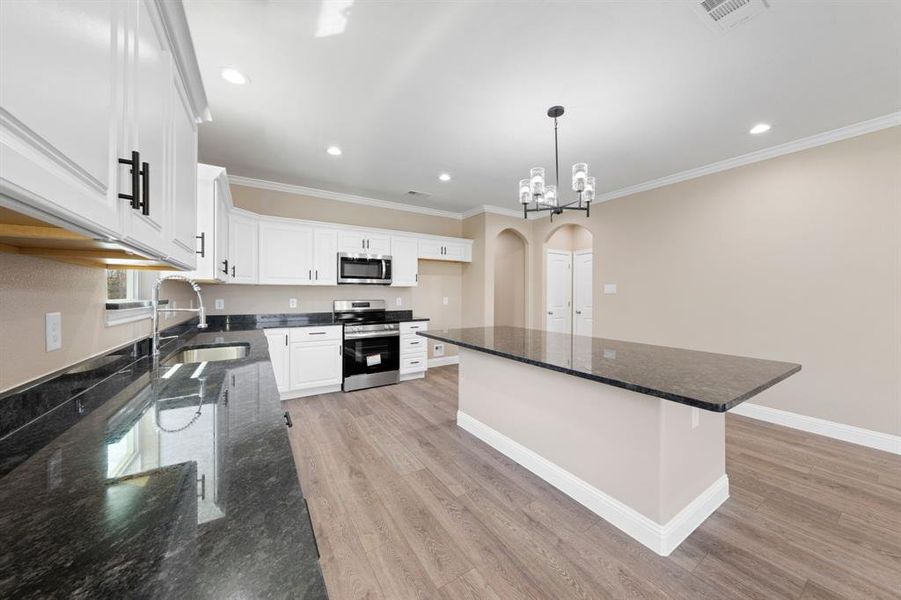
[{"left": 344, "top": 336, "right": 399, "bottom": 376}]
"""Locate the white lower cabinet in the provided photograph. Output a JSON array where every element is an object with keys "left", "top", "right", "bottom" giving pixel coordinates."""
[
  {"left": 263, "top": 328, "right": 290, "bottom": 391},
  {"left": 399, "top": 321, "right": 428, "bottom": 380},
  {"left": 265, "top": 326, "right": 343, "bottom": 398}
]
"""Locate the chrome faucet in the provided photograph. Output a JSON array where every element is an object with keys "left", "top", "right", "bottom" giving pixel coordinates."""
[{"left": 152, "top": 274, "right": 208, "bottom": 357}]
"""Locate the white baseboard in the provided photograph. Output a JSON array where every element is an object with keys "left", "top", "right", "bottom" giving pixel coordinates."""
[
  {"left": 730, "top": 403, "right": 901, "bottom": 456},
  {"left": 456, "top": 411, "right": 729, "bottom": 556},
  {"left": 428, "top": 355, "right": 459, "bottom": 368},
  {"left": 279, "top": 383, "right": 341, "bottom": 400}
]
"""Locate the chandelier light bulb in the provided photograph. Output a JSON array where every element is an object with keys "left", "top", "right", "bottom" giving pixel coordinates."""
[
  {"left": 544, "top": 185, "right": 558, "bottom": 207},
  {"left": 572, "top": 163, "right": 588, "bottom": 192},
  {"left": 529, "top": 167, "right": 545, "bottom": 198},
  {"left": 518, "top": 179, "right": 531, "bottom": 205},
  {"left": 583, "top": 176, "right": 596, "bottom": 203}
]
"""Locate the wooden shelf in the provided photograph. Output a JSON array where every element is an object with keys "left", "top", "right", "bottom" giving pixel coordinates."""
[{"left": 0, "top": 207, "right": 171, "bottom": 270}]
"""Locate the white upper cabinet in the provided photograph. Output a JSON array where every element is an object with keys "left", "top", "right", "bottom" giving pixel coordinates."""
[
  {"left": 391, "top": 237, "right": 419, "bottom": 287},
  {"left": 0, "top": 0, "right": 126, "bottom": 233},
  {"left": 0, "top": 0, "right": 208, "bottom": 267},
  {"left": 167, "top": 78, "right": 199, "bottom": 268},
  {"left": 338, "top": 230, "right": 390, "bottom": 254},
  {"left": 228, "top": 210, "right": 259, "bottom": 284},
  {"left": 312, "top": 228, "right": 339, "bottom": 285},
  {"left": 181, "top": 164, "right": 230, "bottom": 282},
  {"left": 258, "top": 219, "right": 313, "bottom": 285},
  {"left": 419, "top": 238, "right": 471, "bottom": 262},
  {"left": 119, "top": 0, "right": 172, "bottom": 254}
]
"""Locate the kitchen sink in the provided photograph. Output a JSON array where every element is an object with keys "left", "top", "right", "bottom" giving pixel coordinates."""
[{"left": 166, "top": 343, "right": 249, "bottom": 365}]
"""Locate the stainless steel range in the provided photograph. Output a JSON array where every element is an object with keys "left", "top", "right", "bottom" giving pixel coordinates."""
[{"left": 334, "top": 300, "right": 400, "bottom": 392}]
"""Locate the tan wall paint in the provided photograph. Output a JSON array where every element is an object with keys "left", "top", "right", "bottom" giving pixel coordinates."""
[
  {"left": 0, "top": 254, "right": 196, "bottom": 392},
  {"left": 493, "top": 229, "right": 527, "bottom": 328},
  {"left": 468, "top": 127, "right": 901, "bottom": 436},
  {"left": 230, "top": 184, "right": 463, "bottom": 237},
  {"left": 546, "top": 223, "right": 593, "bottom": 252}
]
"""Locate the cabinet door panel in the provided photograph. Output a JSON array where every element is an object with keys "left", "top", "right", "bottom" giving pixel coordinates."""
[
  {"left": 168, "top": 79, "right": 197, "bottom": 267},
  {"left": 442, "top": 241, "right": 467, "bottom": 261},
  {"left": 313, "top": 228, "right": 338, "bottom": 285},
  {"left": 0, "top": 0, "right": 123, "bottom": 231},
  {"left": 228, "top": 212, "right": 258, "bottom": 283},
  {"left": 264, "top": 329, "right": 290, "bottom": 391},
  {"left": 338, "top": 230, "right": 367, "bottom": 253},
  {"left": 124, "top": 0, "right": 171, "bottom": 250},
  {"left": 418, "top": 240, "right": 444, "bottom": 260},
  {"left": 390, "top": 237, "right": 418, "bottom": 287},
  {"left": 258, "top": 221, "right": 313, "bottom": 284},
  {"left": 366, "top": 234, "right": 391, "bottom": 255},
  {"left": 289, "top": 342, "right": 342, "bottom": 390},
  {"left": 214, "top": 179, "right": 229, "bottom": 280}
]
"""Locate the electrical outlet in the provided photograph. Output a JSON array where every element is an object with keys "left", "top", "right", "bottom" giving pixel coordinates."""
[
  {"left": 442, "top": 296, "right": 449, "bottom": 306},
  {"left": 433, "top": 343, "right": 445, "bottom": 357},
  {"left": 215, "top": 299, "right": 224, "bottom": 310},
  {"left": 45, "top": 312, "right": 61, "bottom": 352},
  {"left": 289, "top": 298, "right": 298, "bottom": 308},
  {"left": 395, "top": 297, "right": 403, "bottom": 306}
]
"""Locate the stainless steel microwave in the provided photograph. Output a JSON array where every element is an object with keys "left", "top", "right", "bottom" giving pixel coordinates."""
[{"left": 337, "top": 253, "right": 392, "bottom": 285}]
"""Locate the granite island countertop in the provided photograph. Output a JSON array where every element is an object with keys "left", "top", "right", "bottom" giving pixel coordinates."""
[
  {"left": 0, "top": 326, "right": 327, "bottom": 599},
  {"left": 419, "top": 326, "right": 800, "bottom": 412}
]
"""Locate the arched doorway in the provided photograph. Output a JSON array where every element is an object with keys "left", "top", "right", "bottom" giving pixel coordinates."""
[
  {"left": 544, "top": 224, "right": 593, "bottom": 336},
  {"left": 494, "top": 228, "right": 527, "bottom": 328}
]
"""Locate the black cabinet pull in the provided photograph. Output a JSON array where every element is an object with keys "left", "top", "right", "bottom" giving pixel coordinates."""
[
  {"left": 139, "top": 161, "right": 150, "bottom": 215},
  {"left": 198, "top": 474, "right": 206, "bottom": 500},
  {"left": 231, "top": 265, "right": 236, "bottom": 277},
  {"left": 222, "top": 258, "right": 229, "bottom": 275},
  {"left": 285, "top": 334, "right": 288, "bottom": 346},
  {"left": 196, "top": 232, "right": 205, "bottom": 257},
  {"left": 118, "top": 151, "right": 140, "bottom": 209},
  {"left": 284, "top": 411, "right": 293, "bottom": 428},
  {"left": 309, "top": 331, "right": 326, "bottom": 335},
  {"left": 308, "top": 269, "right": 311, "bottom": 280},
  {"left": 315, "top": 269, "right": 318, "bottom": 280}
]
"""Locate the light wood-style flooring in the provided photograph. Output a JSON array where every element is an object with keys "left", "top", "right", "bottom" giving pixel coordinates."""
[{"left": 284, "top": 366, "right": 901, "bottom": 600}]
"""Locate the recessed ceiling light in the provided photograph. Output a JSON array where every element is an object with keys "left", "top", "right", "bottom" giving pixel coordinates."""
[
  {"left": 326, "top": 146, "right": 342, "bottom": 156},
  {"left": 221, "top": 68, "right": 248, "bottom": 85},
  {"left": 749, "top": 123, "right": 771, "bottom": 135},
  {"left": 438, "top": 173, "right": 451, "bottom": 182}
]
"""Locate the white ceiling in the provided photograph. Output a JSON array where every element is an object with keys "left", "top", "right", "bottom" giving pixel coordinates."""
[{"left": 183, "top": 1, "right": 901, "bottom": 214}]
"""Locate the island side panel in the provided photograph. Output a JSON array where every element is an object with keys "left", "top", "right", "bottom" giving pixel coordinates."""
[{"left": 456, "top": 347, "right": 728, "bottom": 554}]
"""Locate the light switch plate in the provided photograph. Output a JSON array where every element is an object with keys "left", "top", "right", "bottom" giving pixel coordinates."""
[
  {"left": 289, "top": 298, "right": 297, "bottom": 308},
  {"left": 45, "top": 312, "right": 61, "bottom": 352},
  {"left": 442, "top": 296, "right": 449, "bottom": 305},
  {"left": 603, "top": 283, "right": 617, "bottom": 295},
  {"left": 215, "top": 299, "right": 224, "bottom": 310},
  {"left": 395, "top": 297, "right": 403, "bottom": 306}
]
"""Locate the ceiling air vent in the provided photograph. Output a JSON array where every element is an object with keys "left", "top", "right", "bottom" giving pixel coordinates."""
[
  {"left": 693, "top": 0, "right": 768, "bottom": 33},
  {"left": 405, "top": 190, "right": 431, "bottom": 200}
]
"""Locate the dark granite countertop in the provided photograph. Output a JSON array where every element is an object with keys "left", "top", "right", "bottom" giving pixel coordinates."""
[
  {"left": 207, "top": 312, "right": 429, "bottom": 330},
  {"left": 419, "top": 327, "right": 800, "bottom": 412},
  {"left": 0, "top": 325, "right": 327, "bottom": 598}
]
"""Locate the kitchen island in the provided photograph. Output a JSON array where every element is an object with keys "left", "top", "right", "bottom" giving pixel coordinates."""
[{"left": 418, "top": 326, "right": 800, "bottom": 556}]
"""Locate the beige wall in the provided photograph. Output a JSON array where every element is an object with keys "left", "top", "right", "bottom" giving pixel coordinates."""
[
  {"left": 546, "top": 223, "right": 593, "bottom": 252},
  {"left": 231, "top": 185, "right": 462, "bottom": 237},
  {"left": 0, "top": 254, "right": 195, "bottom": 392},
  {"left": 493, "top": 229, "right": 526, "bottom": 327},
  {"left": 201, "top": 184, "right": 466, "bottom": 360},
  {"left": 467, "top": 127, "right": 901, "bottom": 436}
]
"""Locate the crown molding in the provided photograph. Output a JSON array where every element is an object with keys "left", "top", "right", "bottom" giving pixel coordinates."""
[
  {"left": 594, "top": 111, "right": 901, "bottom": 204},
  {"left": 228, "top": 175, "right": 465, "bottom": 220},
  {"left": 229, "top": 112, "right": 900, "bottom": 222}
]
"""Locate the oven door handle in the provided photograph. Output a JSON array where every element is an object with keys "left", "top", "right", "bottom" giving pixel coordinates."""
[{"left": 344, "top": 331, "right": 400, "bottom": 340}]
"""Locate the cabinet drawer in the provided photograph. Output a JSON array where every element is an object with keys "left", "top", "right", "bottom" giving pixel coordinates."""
[
  {"left": 401, "top": 336, "right": 427, "bottom": 354},
  {"left": 400, "top": 355, "right": 427, "bottom": 373},
  {"left": 400, "top": 321, "right": 428, "bottom": 335},
  {"left": 289, "top": 326, "right": 342, "bottom": 342}
]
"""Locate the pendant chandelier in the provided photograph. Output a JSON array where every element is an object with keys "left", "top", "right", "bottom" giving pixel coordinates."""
[{"left": 518, "top": 105, "right": 594, "bottom": 220}]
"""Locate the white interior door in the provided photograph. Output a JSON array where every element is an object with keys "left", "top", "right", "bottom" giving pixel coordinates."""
[
  {"left": 573, "top": 250, "right": 593, "bottom": 337},
  {"left": 545, "top": 250, "right": 572, "bottom": 333}
]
